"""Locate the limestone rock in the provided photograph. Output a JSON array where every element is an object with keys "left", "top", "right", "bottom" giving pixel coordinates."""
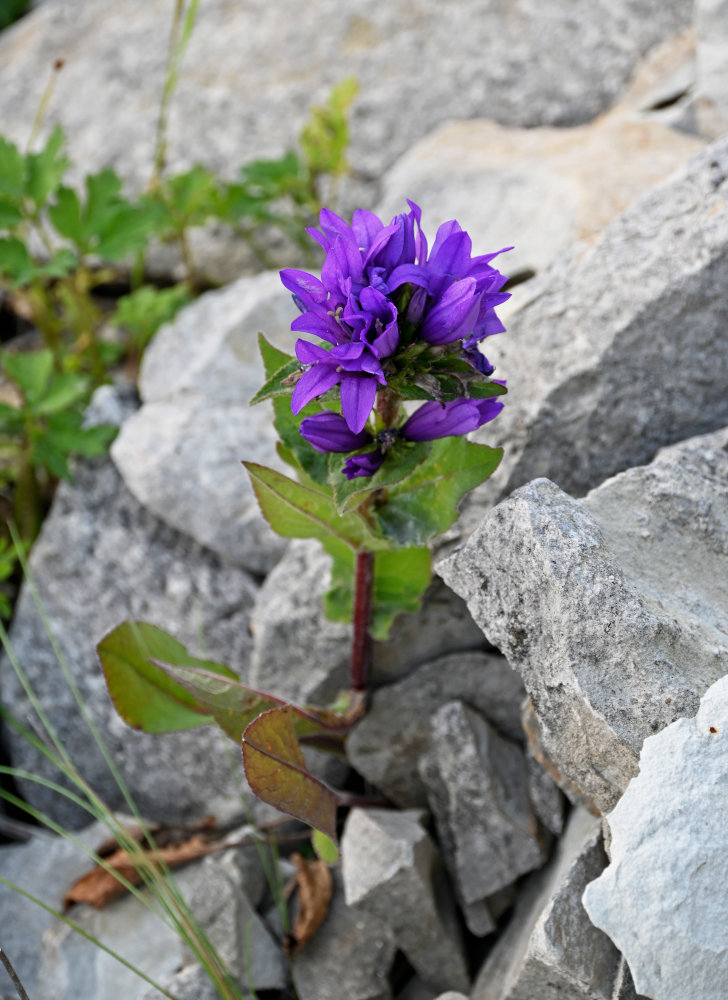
[
  {"left": 377, "top": 89, "right": 703, "bottom": 280},
  {"left": 420, "top": 701, "right": 546, "bottom": 928},
  {"left": 292, "top": 867, "right": 396, "bottom": 1000},
  {"left": 473, "top": 808, "right": 619, "bottom": 1000},
  {"left": 583, "top": 673, "right": 728, "bottom": 1000},
  {"left": 0, "top": 450, "right": 258, "bottom": 828},
  {"left": 111, "top": 273, "right": 297, "bottom": 575},
  {"left": 0, "top": 0, "right": 691, "bottom": 204},
  {"left": 695, "top": 0, "right": 728, "bottom": 134},
  {"left": 439, "top": 427, "right": 728, "bottom": 813},
  {"left": 346, "top": 651, "right": 525, "bottom": 808},
  {"left": 342, "top": 808, "right": 469, "bottom": 994},
  {"left": 451, "top": 132, "right": 728, "bottom": 537}
]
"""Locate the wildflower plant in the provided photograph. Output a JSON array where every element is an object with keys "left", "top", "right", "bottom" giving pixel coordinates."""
[{"left": 97, "top": 201, "right": 510, "bottom": 841}]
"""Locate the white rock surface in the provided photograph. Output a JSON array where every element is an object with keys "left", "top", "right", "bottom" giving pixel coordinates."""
[
  {"left": 112, "top": 272, "right": 297, "bottom": 574},
  {"left": 0, "top": 0, "right": 692, "bottom": 193},
  {"left": 377, "top": 48, "right": 704, "bottom": 280},
  {"left": 583, "top": 673, "right": 728, "bottom": 1000}
]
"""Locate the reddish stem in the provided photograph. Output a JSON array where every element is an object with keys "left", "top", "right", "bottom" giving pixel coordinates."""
[{"left": 350, "top": 550, "right": 374, "bottom": 691}]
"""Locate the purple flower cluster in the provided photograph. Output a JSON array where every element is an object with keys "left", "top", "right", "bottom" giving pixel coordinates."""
[
  {"left": 280, "top": 201, "right": 510, "bottom": 476},
  {"left": 300, "top": 397, "right": 503, "bottom": 479}
]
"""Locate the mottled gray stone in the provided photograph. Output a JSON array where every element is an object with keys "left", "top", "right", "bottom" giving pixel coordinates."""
[
  {"left": 135, "top": 964, "right": 221, "bottom": 1000},
  {"left": 112, "top": 273, "right": 297, "bottom": 575},
  {"left": 525, "top": 750, "right": 566, "bottom": 838},
  {"left": 346, "top": 651, "right": 525, "bottom": 808},
  {"left": 292, "top": 867, "right": 396, "bottom": 1000},
  {"left": 473, "top": 808, "right": 619, "bottom": 1000},
  {"left": 420, "top": 701, "right": 546, "bottom": 927},
  {"left": 0, "top": 450, "right": 258, "bottom": 829},
  {"left": 247, "top": 539, "right": 351, "bottom": 706},
  {"left": 176, "top": 854, "right": 287, "bottom": 992},
  {"left": 583, "top": 673, "right": 728, "bottom": 1000},
  {"left": 0, "top": 0, "right": 691, "bottom": 267},
  {"left": 440, "top": 428, "right": 728, "bottom": 813},
  {"left": 610, "top": 958, "right": 649, "bottom": 1000},
  {"left": 342, "top": 808, "right": 469, "bottom": 994},
  {"left": 451, "top": 133, "right": 728, "bottom": 538}
]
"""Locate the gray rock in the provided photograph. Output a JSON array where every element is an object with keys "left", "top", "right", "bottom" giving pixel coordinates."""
[
  {"left": 525, "top": 750, "right": 566, "bottom": 838},
  {"left": 342, "top": 808, "right": 469, "bottom": 994},
  {"left": 0, "top": 451, "right": 258, "bottom": 828},
  {"left": 473, "top": 808, "right": 619, "bottom": 1000},
  {"left": 583, "top": 673, "right": 728, "bottom": 1000},
  {"left": 0, "top": 1, "right": 691, "bottom": 229},
  {"left": 377, "top": 68, "right": 704, "bottom": 280},
  {"left": 292, "top": 867, "right": 396, "bottom": 1000},
  {"left": 395, "top": 979, "right": 439, "bottom": 1000},
  {"left": 248, "top": 539, "right": 352, "bottom": 706},
  {"left": 112, "top": 273, "right": 298, "bottom": 575},
  {"left": 420, "top": 701, "right": 546, "bottom": 922},
  {"left": 610, "top": 957, "right": 649, "bottom": 1000},
  {"left": 135, "top": 964, "right": 221, "bottom": 1000},
  {"left": 453, "top": 132, "right": 728, "bottom": 537},
  {"left": 346, "top": 651, "right": 525, "bottom": 808},
  {"left": 440, "top": 428, "right": 728, "bottom": 813},
  {"left": 176, "top": 854, "right": 287, "bottom": 992}
]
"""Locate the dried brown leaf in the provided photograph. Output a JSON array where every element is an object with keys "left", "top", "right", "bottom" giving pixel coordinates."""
[
  {"left": 64, "top": 835, "right": 212, "bottom": 910},
  {"left": 287, "top": 851, "right": 333, "bottom": 957}
]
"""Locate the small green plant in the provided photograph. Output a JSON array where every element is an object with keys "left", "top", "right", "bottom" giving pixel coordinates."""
[
  {"left": 96, "top": 200, "right": 512, "bottom": 842},
  {"left": 0, "top": 349, "right": 116, "bottom": 543},
  {"left": 0, "top": 0, "right": 30, "bottom": 31}
]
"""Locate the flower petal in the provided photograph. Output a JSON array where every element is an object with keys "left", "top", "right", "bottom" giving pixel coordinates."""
[
  {"left": 300, "top": 412, "right": 373, "bottom": 452},
  {"left": 340, "top": 375, "right": 378, "bottom": 433},
  {"left": 290, "top": 364, "right": 341, "bottom": 413}
]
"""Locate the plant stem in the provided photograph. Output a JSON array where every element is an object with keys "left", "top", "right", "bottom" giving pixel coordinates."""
[
  {"left": 350, "top": 550, "right": 374, "bottom": 691},
  {"left": 0, "top": 946, "right": 31, "bottom": 1000}
]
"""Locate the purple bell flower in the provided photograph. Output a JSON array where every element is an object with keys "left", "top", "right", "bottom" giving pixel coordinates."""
[
  {"left": 401, "top": 397, "right": 503, "bottom": 442},
  {"left": 299, "top": 412, "right": 373, "bottom": 453},
  {"left": 343, "top": 450, "right": 386, "bottom": 480}
]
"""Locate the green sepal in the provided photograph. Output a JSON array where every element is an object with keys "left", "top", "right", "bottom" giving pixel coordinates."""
[
  {"left": 328, "top": 439, "right": 431, "bottom": 515},
  {"left": 250, "top": 336, "right": 299, "bottom": 405}
]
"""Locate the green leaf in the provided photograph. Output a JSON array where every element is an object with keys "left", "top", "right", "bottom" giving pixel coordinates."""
[
  {"left": 242, "top": 707, "right": 340, "bottom": 840},
  {"left": 32, "top": 372, "right": 89, "bottom": 415},
  {"left": 0, "top": 198, "right": 23, "bottom": 229},
  {"left": 25, "top": 126, "right": 69, "bottom": 208},
  {"left": 374, "top": 437, "right": 503, "bottom": 546},
  {"left": 96, "top": 621, "right": 238, "bottom": 733},
  {"left": 300, "top": 76, "right": 358, "bottom": 178},
  {"left": 152, "top": 659, "right": 352, "bottom": 744},
  {"left": 322, "top": 541, "right": 431, "bottom": 640},
  {"left": 0, "top": 136, "right": 26, "bottom": 202},
  {"left": 0, "top": 0, "right": 30, "bottom": 30},
  {"left": 312, "top": 829, "right": 339, "bottom": 864},
  {"left": 30, "top": 434, "right": 70, "bottom": 479},
  {"left": 114, "top": 284, "right": 192, "bottom": 349},
  {"left": 244, "top": 461, "right": 390, "bottom": 553},
  {"left": 48, "top": 185, "right": 83, "bottom": 243},
  {"left": 0, "top": 236, "right": 33, "bottom": 283},
  {"left": 250, "top": 358, "right": 300, "bottom": 405},
  {"left": 2, "top": 349, "right": 53, "bottom": 402},
  {"left": 328, "top": 439, "right": 431, "bottom": 515}
]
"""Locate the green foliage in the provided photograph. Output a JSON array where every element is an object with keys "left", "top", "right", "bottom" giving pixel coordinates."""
[
  {"left": 0, "top": 0, "right": 30, "bottom": 30},
  {"left": 300, "top": 76, "right": 359, "bottom": 179},
  {"left": 242, "top": 707, "right": 340, "bottom": 841},
  {"left": 114, "top": 283, "right": 192, "bottom": 351},
  {"left": 97, "top": 620, "right": 355, "bottom": 744},
  {"left": 0, "top": 348, "right": 116, "bottom": 541}
]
